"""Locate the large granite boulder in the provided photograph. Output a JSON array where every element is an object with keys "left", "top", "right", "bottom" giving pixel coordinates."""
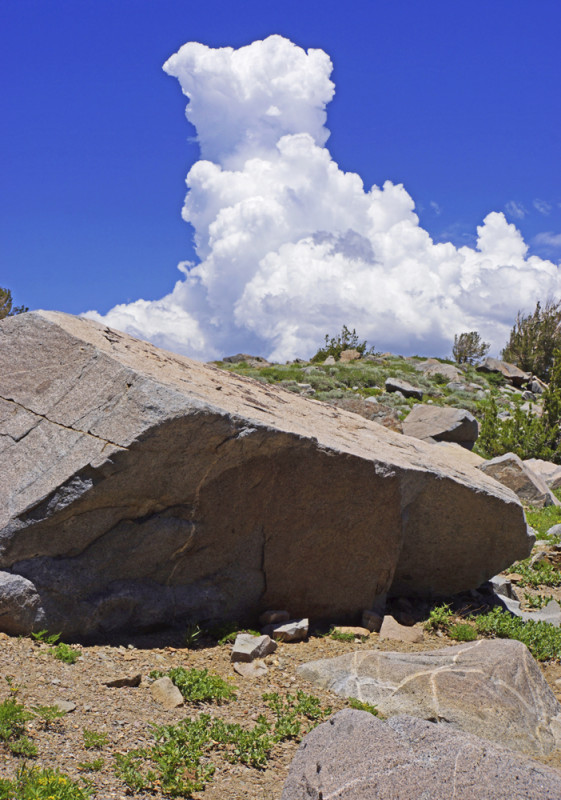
[
  {"left": 478, "top": 453, "right": 560, "bottom": 507},
  {"left": 402, "top": 404, "right": 479, "bottom": 449},
  {"left": 0, "top": 312, "right": 531, "bottom": 637},
  {"left": 298, "top": 639, "right": 561, "bottom": 756},
  {"left": 476, "top": 357, "right": 531, "bottom": 386},
  {"left": 281, "top": 710, "right": 561, "bottom": 800}
]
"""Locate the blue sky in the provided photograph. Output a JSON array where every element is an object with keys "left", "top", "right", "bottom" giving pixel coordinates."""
[{"left": 2, "top": 0, "right": 560, "bottom": 359}]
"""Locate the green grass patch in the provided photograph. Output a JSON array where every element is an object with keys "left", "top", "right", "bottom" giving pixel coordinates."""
[
  {"left": 525, "top": 493, "right": 561, "bottom": 539},
  {"left": 448, "top": 623, "right": 478, "bottom": 642},
  {"left": 82, "top": 729, "right": 109, "bottom": 750}
]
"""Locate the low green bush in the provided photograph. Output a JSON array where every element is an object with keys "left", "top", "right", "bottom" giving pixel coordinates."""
[
  {"left": 149, "top": 667, "right": 237, "bottom": 705},
  {"left": 0, "top": 765, "right": 91, "bottom": 800}
]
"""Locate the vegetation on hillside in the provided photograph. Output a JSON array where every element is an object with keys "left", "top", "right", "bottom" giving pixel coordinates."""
[
  {"left": 452, "top": 331, "right": 490, "bottom": 365},
  {"left": 502, "top": 299, "right": 561, "bottom": 381},
  {"left": 0, "top": 287, "right": 27, "bottom": 319}
]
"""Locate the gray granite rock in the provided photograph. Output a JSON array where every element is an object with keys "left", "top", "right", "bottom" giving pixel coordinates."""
[
  {"left": 281, "top": 710, "right": 561, "bottom": 800},
  {"left": 0, "top": 311, "right": 532, "bottom": 636},
  {"left": 402, "top": 404, "right": 478, "bottom": 449},
  {"left": 479, "top": 452, "right": 560, "bottom": 507},
  {"left": 384, "top": 377, "right": 423, "bottom": 399},
  {"left": 298, "top": 639, "right": 561, "bottom": 756},
  {"left": 231, "top": 633, "right": 277, "bottom": 662}
]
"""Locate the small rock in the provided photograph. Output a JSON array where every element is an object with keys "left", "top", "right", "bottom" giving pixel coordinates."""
[
  {"left": 332, "top": 626, "right": 370, "bottom": 638},
  {"left": 54, "top": 700, "right": 76, "bottom": 713},
  {"left": 150, "top": 676, "right": 184, "bottom": 709},
  {"left": 339, "top": 349, "right": 361, "bottom": 362},
  {"left": 259, "top": 610, "right": 290, "bottom": 626},
  {"left": 231, "top": 633, "right": 277, "bottom": 663},
  {"left": 102, "top": 673, "right": 142, "bottom": 688},
  {"left": 379, "top": 615, "right": 424, "bottom": 643},
  {"left": 323, "top": 355, "right": 336, "bottom": 365},
  {"left": 233, "top": 660, "right": 268, "bottom": 678},
  {"left": 362, "top": 609, "right": 383, "bottom": 632},
  {"left": 264, "top": 618, "right": 309, "bottom": 642},
  {"left": 489, "top": 575, "right": 517, "bottom": 600},
  {"left": 548, "top": 524, "right": 561, "bottom": 539}
]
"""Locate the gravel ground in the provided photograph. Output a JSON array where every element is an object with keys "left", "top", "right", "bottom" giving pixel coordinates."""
[{"left": 2, "top": 614, "right": 561, "bottom": 799}]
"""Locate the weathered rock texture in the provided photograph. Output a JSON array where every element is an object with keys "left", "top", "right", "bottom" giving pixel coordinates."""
[
  {"left": 476, "top": 357, "right": 530, "bottom": 386},
  {"left": 281, "top": 710, "right": 561, "bottom": 800},
  {"left": 478, "top": 452, "right": 560, "bottom": 508},
  {"left": 0, "top": 312, "right": 531, "bottom": 636},
  {"left": 525, "top": 458, "right": 561, "bottom": 491},
  {"left": 402, "top": 404, "right": 478, "bottom": 449},
  {"left": 298, "top": 639, "right": 561, "bottom": 756}
]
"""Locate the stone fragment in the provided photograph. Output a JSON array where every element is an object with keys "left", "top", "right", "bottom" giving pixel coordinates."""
[
  {"left": 281, "top": 710, "right": 561, "bottom": 800},
  {"left": 298, "top": 639, "right": 561, "bottom": 756},
  {"left": 231, "top": 633, "right": 277, "bottom": 662},
  {"left": 102, "top": 674, "right": 142, "bottom": 688},
  {"left": 150, "top": 677, "right": 183, "bottom": 709},
  {"left": 258, "top": 610, "right": 290, "bottom": 626},
  {"left": 476, "top": 357, "right": 531, "bottom": 386},
  {"left": 525, "top": 458, "right": 561, "bottom": 491},
  {"left": 499, "top": 595, "right": 561, "bottom": 627},
  {"left": 264, "top": 618, "right": 308, "bottom": 642},
  {"left": 548, "top": 523, "right": 561, "bottom": 539},
  {"left": 232, "top": 660, "right": 268, "bottom": 678},
  {"left": 339, "top": 349, "right": 361, "bottom": 362},
  {"left": 379, "top": 615, "right": 423, "bottom": 643},
  {"left": 0, "top": 312, "right": 532, "bottom": 637},
  {"left": 54, "top": 700, "right": 76, "bottom": 714},
  {"left": 331, "top": 626, "right": 370, "bottom": 638},
  {"left": 478, "top": 452, "right": 560, "bottom": 507},
  {"left": 488, "top": 574, "right": 517, "bottom": 600},
  {"left": 222, "top": 353, "right": 268, "bottom": 367},
  {"left": 323, "top": 355, "right": 336, "bottom": 364},
  {"left": 361, "top": 609, "right": 383, "bottom": 632},
  {"left": 384, "top": 378, "right": 423, "bottom": 399},
  {"left": 402, "top": 404, "right": 478, "bottom": 449}
]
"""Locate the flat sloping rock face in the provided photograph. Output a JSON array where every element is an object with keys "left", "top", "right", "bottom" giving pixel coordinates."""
[
  {"left": 0, "top": 312, "right": 531, "bottom": 636},
  {"left": 298, "top": 639, "right": 561, "bottom": 756},
  {"left": 476, "top": 356, "right": 530, "bottom": 386},
  {"left": 402, "top": 404, "right": 479, "bottom": 449},
  {"left": 281, "top": 710, "right": 561, "bottom": 800},
  {"left": 525, "top": 458, "right": 561, "bottom": 491},
  {"left": 479, "top": 452, "right": 560, "bottom": 508}
]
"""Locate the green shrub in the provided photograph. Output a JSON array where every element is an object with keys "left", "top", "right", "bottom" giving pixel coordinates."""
[
  {"left": 0, "top": 697, "right": 36, "bottom": 758},
  {"left": 449, "top": 623, "right": 477, "bottom": 642},
  {"left": 452, "top": 331, "right": 490, "bottom": 365},
  {"left": 0, "top": 765, "right": 91, "bottom": 800},
  {"left": 502, "top": 299, "right": 561, "bottom": 381},
  {"left": 311, "top": 326, "right": 375, "bottom": 362},
  {"left": 472, "top": 607, "right": 561, "bottom": 661},
  {"left": 348, "top": 698, "right": 380, "bottom": 716},
  {"left": 508, "top": 558, "right": 561, "bottom": 588},
  {"left": 51, "top": 643, "right": 79, "bottom": 664},
  {"left": 82, "top": 729, "right": 109, "bottom": 750},
  {"left": 149, "top": 667, "right": 236, "bottom": 704},
  {"left": 424, "top": 604, "right": 453, "bottom": 632}
]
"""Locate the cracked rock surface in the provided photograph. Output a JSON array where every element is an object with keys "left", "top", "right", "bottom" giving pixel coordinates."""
[
  {"left": 298, "top": 638, "right": 561, "bottom": 757},
  {"left": 281, "top": 709, "right": 561, "bottom": 800},
  {"left": 0, "top": 311, "right": 532, "bottom": 637}
]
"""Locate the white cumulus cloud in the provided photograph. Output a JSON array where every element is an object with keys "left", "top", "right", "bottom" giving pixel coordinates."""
[{"left": 85, "top": 35, "right": 561, "bottom": 361}]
